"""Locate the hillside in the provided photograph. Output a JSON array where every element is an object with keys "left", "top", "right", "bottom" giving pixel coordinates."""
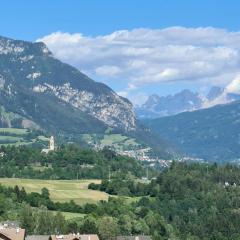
[
  {"left": 143, "top": 100, "right": 240, "bottom": 162},
  {"left": 0, "top": 35, "right": 135, "bottom": 134},
  {"left": 0, "top": 35, "right": 176, "bottom": 159},
  {"left": 0, "top": 144, "right": 156, "bottom": 179},
  {"left": 2, "top": 161, "right": 240, "bottom": 239}
]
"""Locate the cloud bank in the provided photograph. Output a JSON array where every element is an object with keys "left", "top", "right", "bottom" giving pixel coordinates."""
[{"left": 37, "top": 27, "right": 240, "bottom": 103}]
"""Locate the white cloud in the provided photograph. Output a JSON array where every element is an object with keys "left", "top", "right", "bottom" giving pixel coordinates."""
[
  {"left": 117, "top": 91, "right": 128, "bottom": 98},
  {"left": 37, "top": 27, "right": 240, "bottom": 97},
  {"left": 225, "top": 74, "right": 240, "bottom": 94},
  {"left": 95, "top": 65, "right": 121, "bottom": 76},
  {"left": 203, "top": 74, "right": 240, "bottom": 108}
]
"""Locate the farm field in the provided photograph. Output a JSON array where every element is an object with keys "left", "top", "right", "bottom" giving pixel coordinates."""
[
  {"left": 0, "top": 127, "right": 49, "bottom": 146},
  {"left": 80, "top": 133, "right": 140, "bottom": 151},
  {"left": 0, "top": 178, "right": 109, "bottom": 205},
  {"left": 51, "top": 211, "right": 86, "bottom": 220}
]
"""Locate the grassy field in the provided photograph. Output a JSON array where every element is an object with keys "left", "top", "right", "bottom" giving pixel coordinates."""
[
  {"left": 51, "top": 211, "right": 86, "bottom": 220},
  {"left": 0, "top": 128, "right": 28, "bottom": 135},
  {"left": 80, "top": 133, "right": 140, "bottom": 151},
  {"left": 0, "top": 178, "right": 109, "bottom": 205},
  {"left": 0, "top": 127, "right": 49, "bottom": 146}
]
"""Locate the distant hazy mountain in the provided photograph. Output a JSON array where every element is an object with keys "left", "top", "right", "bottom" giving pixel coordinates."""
[
  {"left": 206, "top": 86, "right": 224, "bottom": 101},
  {"left": 136, "top": 86, "right": 240, "bottom": 119},
  {"left": 143, "top": 100, "right": 240, "bottom": 161},
  {"left": 0, "top": 35, "right": 136, "bottom": 134}
]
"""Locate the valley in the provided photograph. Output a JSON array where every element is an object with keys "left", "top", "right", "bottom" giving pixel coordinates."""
[{"left": 0, "top": 0, "right": 239, "bottom": 239}]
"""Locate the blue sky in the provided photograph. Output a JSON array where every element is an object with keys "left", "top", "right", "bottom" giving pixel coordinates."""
[
  {"left": 1, "top": 0, "right": 240, "bottom": 40},
  {"left": 1, "top": 0, "right": 240, "bottom": 104}
]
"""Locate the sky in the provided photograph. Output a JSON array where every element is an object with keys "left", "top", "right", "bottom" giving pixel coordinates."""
[{"left": 1, "top": 0, "right": 240, "bottom": 105}]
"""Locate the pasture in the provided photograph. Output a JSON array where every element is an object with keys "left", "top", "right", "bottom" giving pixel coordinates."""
[{"left": 0, "top": 178, "right": 108, "bottom": 205}]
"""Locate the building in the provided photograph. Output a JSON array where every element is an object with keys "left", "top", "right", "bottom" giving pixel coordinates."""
[
  {"left": 117, "top": 236, "right": 152, "bottom": 240},
  {"left": 26, "top": 236, "right": 49, "bottom": 240},
  {"left": 41, "top": 136, "right": 55, "bottom": 154},
  {"left": 0, "top": 225, "right": 25, "bottom": 240},
  {"left": 49, "top": 234, "right": 99, "bottom": 240}
]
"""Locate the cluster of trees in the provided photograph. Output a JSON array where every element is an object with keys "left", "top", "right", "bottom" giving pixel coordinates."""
[
  {"left": 20, "top": 197, "right": 173, "bottom": 239},
  {"left": 2, "top": 185, "right": 83, "bottom": 213},
  {"left": 0, "top": 183, "right": 172, "bottom": 239},
  {"left": 88, "top": 178, "right": 154, "bottom": 196},
  {"left": 91, "top": 161, "right": 240, "bottom": 239},
  {"left": 0, "top": 145, "right": 153, "bottom": 179}
]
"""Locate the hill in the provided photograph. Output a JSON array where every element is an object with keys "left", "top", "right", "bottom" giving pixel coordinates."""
[
  {"left": 143, "top": 100, "right": 240, "bottom": 162},
  {"left": 0, "top": 144, "right": 156, "bottom": 179}
]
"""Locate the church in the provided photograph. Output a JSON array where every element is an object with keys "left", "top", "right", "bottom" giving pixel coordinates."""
[{"left": 41, "top": 136, "right": 55, "bottom": 154}]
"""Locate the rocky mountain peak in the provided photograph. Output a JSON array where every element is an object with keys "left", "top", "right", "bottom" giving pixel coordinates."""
[{"left": 0, "top": 36, "right": 136, "bottom": 132}]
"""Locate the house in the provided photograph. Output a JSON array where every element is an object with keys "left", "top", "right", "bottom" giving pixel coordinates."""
[
  {"left": 0, "top": 226, "right": 25, "bottom": 240},
  {"left": 0, "top": 152, "right": 5, "bottom": 157},
  {"left": 49, "top": 234, "right": 99, "bottom": 240},
  {"left": 26, "top": 235, "right": 49, "bottom": 240},
  {"left": 117, "top": 236, "right": 152, "bottom": 240}
]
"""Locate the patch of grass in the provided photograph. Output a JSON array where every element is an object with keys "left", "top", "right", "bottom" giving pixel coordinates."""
[
  {"left": 0, "top": 128, "right": 28, "bottom": 135},
  {"left": 0, "top": 136, "right": 23, "bottom": 141},
  {"left": 37, "top": 135, "right": 50, "bottom": 141},
  {"left": 101, "top": 134, "right": 128, "bottom": 145},
  {"left": 31, "top": 164, "right": 53, "bottom": 172},
  {"left": 52, "top": 211, "right": 86, "bottom": 220},
  {"left": 0, "top": 128, "right": 49, "bottom": 146},
  {"left": 0, "top": 178, "right": 109, "bottom": 205}
]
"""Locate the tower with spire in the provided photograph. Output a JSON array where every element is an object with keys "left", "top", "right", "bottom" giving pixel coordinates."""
[{"left": 41, "top": 136, "right": 55, "bottom": 154}]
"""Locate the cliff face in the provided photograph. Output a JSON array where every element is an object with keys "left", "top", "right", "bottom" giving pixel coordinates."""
[{"left": 0, "top": 36, "right": 136, "bottom": 133}]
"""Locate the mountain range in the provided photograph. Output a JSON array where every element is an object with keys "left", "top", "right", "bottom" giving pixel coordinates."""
[
  {"left": 144, "top": 100, "right": 240, "bottom": 162},
  {"left": 2, "top": 35, "right": 240, "bottom": 163},
  {"left": 136, "top": 86, "right": 240, "bottom": 119}
]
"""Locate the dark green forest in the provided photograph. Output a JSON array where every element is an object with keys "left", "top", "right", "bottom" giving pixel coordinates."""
[
  {"left": 1, "top": 155, "right": 240, "bottom": 239},
  {"left": 0, "top": 145, "right": 153, "bottom": 179}
]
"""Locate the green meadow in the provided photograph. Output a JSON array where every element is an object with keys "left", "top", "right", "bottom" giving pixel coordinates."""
[{"left": 0, "top": 178, "right": 109, "bottom": 205}]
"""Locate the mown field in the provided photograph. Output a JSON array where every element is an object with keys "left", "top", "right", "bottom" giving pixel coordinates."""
[
  {"left": 80, "top": 133, "right": 140, "bottom": 151},
  {"left": 0, "top": 178, "right": 109, "bottom": 205},
  {"left": 0, "top": 128, "right": 49, "bottom": 146},
  {"left": 51, "top": 211, "right": 86, "bottom": 220}
]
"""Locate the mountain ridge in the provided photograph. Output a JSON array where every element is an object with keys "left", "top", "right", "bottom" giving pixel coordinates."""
[
  {"left": 143, "top": 100, "right": 240, "bottom": 161},
  {"left": 136, "top": 86, "right": 240, "bottom": 119},
  {"left": 0, "top": 35, "right": 136, "bottom": 133}
]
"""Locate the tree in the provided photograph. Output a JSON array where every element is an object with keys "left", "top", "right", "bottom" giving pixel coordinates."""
[
  {"left": 54, "top": 212, "right": 66, "bottom": 234},
  {"left": 35, "top": 206, "right": 54, "bottom": 234},
  {"left": 80, "top": 216, "right": 98, "bottom": 234},
  {"left": 41, "top": 188, "right": 50, "bottom": 199},
  {"left": 19, "top": 204, "right": 35, "bottom": 234},
  {"left": 118, "top": 215, "right": 132, "bottom": 235},
  {"left": 98, "top": 216, "right": 119, "bottom": 240}
]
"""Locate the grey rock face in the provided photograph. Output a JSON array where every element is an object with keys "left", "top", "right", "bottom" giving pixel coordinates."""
[{"left": 0, "top": 36, "right": 136, "bottom": 131}]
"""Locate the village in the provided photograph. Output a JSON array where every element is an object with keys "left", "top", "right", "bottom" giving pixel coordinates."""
[{"left": 0, "top": 221, "right": 151, "bottom": 240}]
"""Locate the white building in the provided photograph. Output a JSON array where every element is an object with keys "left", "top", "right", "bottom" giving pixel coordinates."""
[{"left": 41, "top": 136, "right": 55, "bottom": 154}]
